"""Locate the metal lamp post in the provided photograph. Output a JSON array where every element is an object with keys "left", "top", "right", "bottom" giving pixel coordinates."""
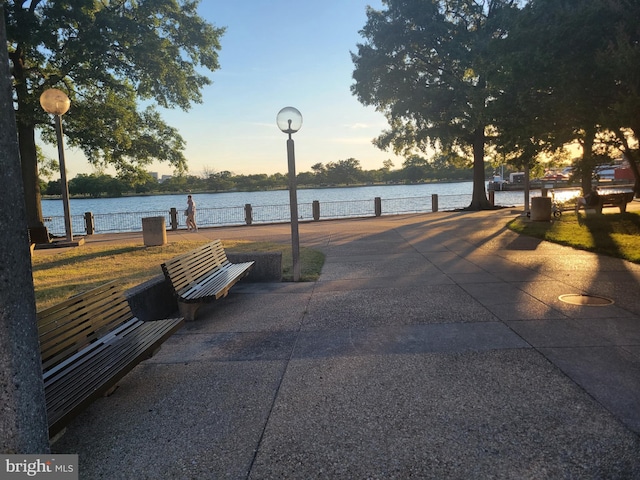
[
  {"left": 40, "top": 88, "right": 73, "bottom": 242},
  {"left": 277, "top": 107, "right": 303, "bottom": 281}
]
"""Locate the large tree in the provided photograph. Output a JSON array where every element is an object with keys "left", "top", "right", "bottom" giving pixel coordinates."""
[
  {"left": 0, "top": 4, "right": 49, "bottom": 452},
  {"left": 491, "top": 0, "right": 640, "bottom": 197},
  {"left": 352, "top": 0, "right": 519, "bottom": 210},
  {"left": 5, "top": 0, "right": 224, "bottom": 242},
  {"left": 492, "top": 0, "right": 622, "bottom": 194},
  {"left": 598, "top": 0, "right": 640, "bottom": 193}
]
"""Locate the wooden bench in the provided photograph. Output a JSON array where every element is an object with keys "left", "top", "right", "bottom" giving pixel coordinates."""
[
  {"left": 594, "top": 188, "right": 635, "bottom": 213},
  {"left": 38, "top": 281, "right": 184, "bottom": 438},
  {"left": 553, "top": 186, "right": 635, "bottom": 214},
  {"left": 161, "top": 240, "right": 254, "bottom": 321}
]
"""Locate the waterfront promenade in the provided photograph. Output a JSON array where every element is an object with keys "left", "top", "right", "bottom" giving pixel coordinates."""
[{"left": 49, "top": 207, "right": 640, "bottom": 478}]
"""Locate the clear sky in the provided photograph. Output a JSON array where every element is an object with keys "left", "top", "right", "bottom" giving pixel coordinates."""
[{"left": 57, "top": 0, "right": 406, "bottom": 179}]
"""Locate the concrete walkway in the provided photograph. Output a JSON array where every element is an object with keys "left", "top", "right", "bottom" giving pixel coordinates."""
[{"left": 51, "top": 208, "right": 640, "bottom": 479}]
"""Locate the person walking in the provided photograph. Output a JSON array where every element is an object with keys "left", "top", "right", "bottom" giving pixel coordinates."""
[{"left": 186, "top": 194, "right": 198, "bottom": 231}]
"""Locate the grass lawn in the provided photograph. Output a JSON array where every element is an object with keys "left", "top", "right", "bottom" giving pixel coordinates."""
[
  {"left": 508, "top": 210, "right": 640, "bottom": 263},
  {"left": 32, "top": 240, "right": 325, "bottom": 311}
]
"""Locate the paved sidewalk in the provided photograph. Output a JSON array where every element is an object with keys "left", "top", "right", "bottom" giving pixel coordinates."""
[{"left": 52, "top": 208, "right": 640, "bottom": 479}]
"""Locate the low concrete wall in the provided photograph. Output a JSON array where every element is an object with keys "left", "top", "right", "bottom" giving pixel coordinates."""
[
  {"left": 227, "top": 252, "right": 282, "bottom": 282},
  {"left": 125, "top": 252, "right": 282, "bottom": 320},
  {"left": 126, "top": 275, "right": 178, "bottom": 321}
]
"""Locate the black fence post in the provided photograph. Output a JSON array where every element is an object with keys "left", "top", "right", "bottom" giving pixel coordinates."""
[
  {"left": 169, "top": 208, "right": 178, "bottom": 230},
  {"left": 432, "top": 194, "right": 439, "bottom": 212},
  {"left": 84, "top": 211, "right": 94, "bottom": 235},
  {"left": 245, "top": 204, "right": 253, "bottom": 225},
  {"left": 312, "top": 200, "right": 320, "bottom": 221},
  {"left": 374, "top": 197, "right": 382, "bottom": 216}
]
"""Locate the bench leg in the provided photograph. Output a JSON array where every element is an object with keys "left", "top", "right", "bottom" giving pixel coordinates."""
[
  {"left": 147, "top": 345, "right": 163, "bottom": 358},
  {"left": 178, "top": 302, "right": 201, "bottom": 322},
  {"left": 50, "top": 428, "right": 67, "bottom": 445},
  {"left": 103, "top": 384, "right": 119, "bottom": 397}
]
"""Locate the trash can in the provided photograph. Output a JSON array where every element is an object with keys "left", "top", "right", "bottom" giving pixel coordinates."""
[
  {"left": 142, "top": 216, "right": 167, "bottom": 246},
  {"left": 530, "top": 197, "right": 552, "bottom": 222}
]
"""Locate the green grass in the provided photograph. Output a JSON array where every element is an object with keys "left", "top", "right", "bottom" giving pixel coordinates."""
[
  {"left": 508, "top": 211, "right": 640, "bottom": 263},
  {"left": 32, "top": 240, "right": 324, "bottom": 311}
]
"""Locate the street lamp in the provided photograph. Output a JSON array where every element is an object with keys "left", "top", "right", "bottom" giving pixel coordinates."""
[
  {"left": 40, "top": 88, "right": 73, "bottom": 242},
  {"left": 277, "top": 107, "right": 303, "bottom": 281}
]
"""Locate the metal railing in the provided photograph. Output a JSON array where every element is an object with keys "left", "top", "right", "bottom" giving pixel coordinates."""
[
  {"left": 312, "top": 199, "right": 376, "bottom": 219},
  {"left": 44, "top": 193, "right": 475, "bottom": 236}
]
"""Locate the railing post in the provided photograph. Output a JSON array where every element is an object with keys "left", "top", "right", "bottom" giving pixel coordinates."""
[
  {"left": 84, "top": 211, "right": 94, "bottom": 235},
  {"left": 312, "top": 200, "right": 320, "bottom": 221},
  {"left": 374, "top": 197, "right": 382, "bottom": 216},
  {"left": 169, "top": 208, "right": 178, "bottom": 230},
  {"left": 245, "top": 203, "right": 253, "bottom": 225},
  {"left": 488, "top": 190, "right": 495, "bottom": 206},
  {"left": 432, "top": 194, "right": 439, "bottom": 212}
]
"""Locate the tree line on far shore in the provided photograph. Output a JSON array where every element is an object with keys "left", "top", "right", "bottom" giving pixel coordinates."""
[{"left": 42, "top": 154, "right": 511, "bottom": 197}]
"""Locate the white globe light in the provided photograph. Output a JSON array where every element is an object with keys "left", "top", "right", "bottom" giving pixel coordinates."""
[
  {"left": 40, "top": 89, "right": 71, "bottom": 116},
  {"left": 276, "top": 107, "right": 303, "bottom": 134}
]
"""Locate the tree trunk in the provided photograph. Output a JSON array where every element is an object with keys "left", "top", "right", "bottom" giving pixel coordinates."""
[
  {"left": 11, "top": 41, "right": 49, "bottom": 243},
  {"left": 580, "top": 127, "right": 596, "bottom": 195},
  {"left": 467, "top": 126, "right": 493, "bottom": 210},
  {"left": 0, "top": 4, "right": 50, "bottom": 452},
  {"left": 624, "top": 128, "right": 640, "bottom": 195},
  {"left": 17, "top": 122, "right": 49, "bottom": 243}
]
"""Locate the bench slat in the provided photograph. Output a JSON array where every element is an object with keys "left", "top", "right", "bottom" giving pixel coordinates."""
[
  {"left": 37, "top": 281, "right": 185, "bottom": 437},
  {"left": 45, "top": 323, "right": 140, "bottom": 413},
  {"left": 161, "top": 242, "right": 231, "bottom": 292},
  {"left": 178, "top": 263, "right": 254, "bottom": 301},
  {"left": 38, "top": 283, "right": 134, "bottom": 371},
  {"left": 45, "top": 318, "right": 183, "bottom": 434},
  {"left": 42, "top": 317, "right": 142, "bottom": 380}
]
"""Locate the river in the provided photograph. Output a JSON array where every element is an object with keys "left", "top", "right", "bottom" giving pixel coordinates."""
[
  {"left": 40, "top": 182, "right": 537, "bottom": 235},
  {"left": 42, "top": 182, "right": 533, "bottom": 217}
]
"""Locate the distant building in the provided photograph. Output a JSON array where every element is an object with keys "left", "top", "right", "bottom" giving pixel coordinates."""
[
  {"left": 160, "top": 175, "right": 172, "bottom": 183},
  {"left": 149, "top": 172, "right": 158, "bottom": 180}
]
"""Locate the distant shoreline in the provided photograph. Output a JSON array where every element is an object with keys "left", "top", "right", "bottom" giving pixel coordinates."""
[{"left": 41, "top": 178, "right": 474, "bottom": 201}]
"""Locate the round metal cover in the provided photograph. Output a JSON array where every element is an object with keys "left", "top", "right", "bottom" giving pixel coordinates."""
[{"left": 558, "top": 294, "right": 614, "bottom": 306}]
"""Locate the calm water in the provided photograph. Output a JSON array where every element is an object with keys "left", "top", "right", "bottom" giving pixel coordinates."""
[{"left": 42, "top": 182, "right": 533, "bottom": 217}]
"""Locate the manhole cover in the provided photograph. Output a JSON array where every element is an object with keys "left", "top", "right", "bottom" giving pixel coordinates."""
[{"left": 558, "top": 294, "right": 614, "bottom": 306}]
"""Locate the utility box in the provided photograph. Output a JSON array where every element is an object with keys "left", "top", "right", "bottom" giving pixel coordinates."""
[
  {"left": 531, "top": 197, "right": 552, "bottom": 222},
  {"left": 142, "top": 216, "right": 167, "bottom": 246}
]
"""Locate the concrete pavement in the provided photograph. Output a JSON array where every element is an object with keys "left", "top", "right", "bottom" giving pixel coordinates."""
[{"left": 51, "top": 207, "right": 640, "bottom": 479}]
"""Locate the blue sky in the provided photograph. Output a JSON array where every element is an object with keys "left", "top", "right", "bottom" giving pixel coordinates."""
[{"left": 61, "top": 0, "right": 405, "bottom": 178}]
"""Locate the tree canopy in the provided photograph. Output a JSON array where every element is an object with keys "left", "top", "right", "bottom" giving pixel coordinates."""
[
  {"left": 352, "top": 0, "right": 520, "bottom": 210},
  {"left": 5, "top": 0, "right": 224, "bottom": 242},
  {"left": 491, "top": 0, "right": 625, "bottom": 193},
  {"left": 352, "top": 0, "right": 640, "bottom": 206}
]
